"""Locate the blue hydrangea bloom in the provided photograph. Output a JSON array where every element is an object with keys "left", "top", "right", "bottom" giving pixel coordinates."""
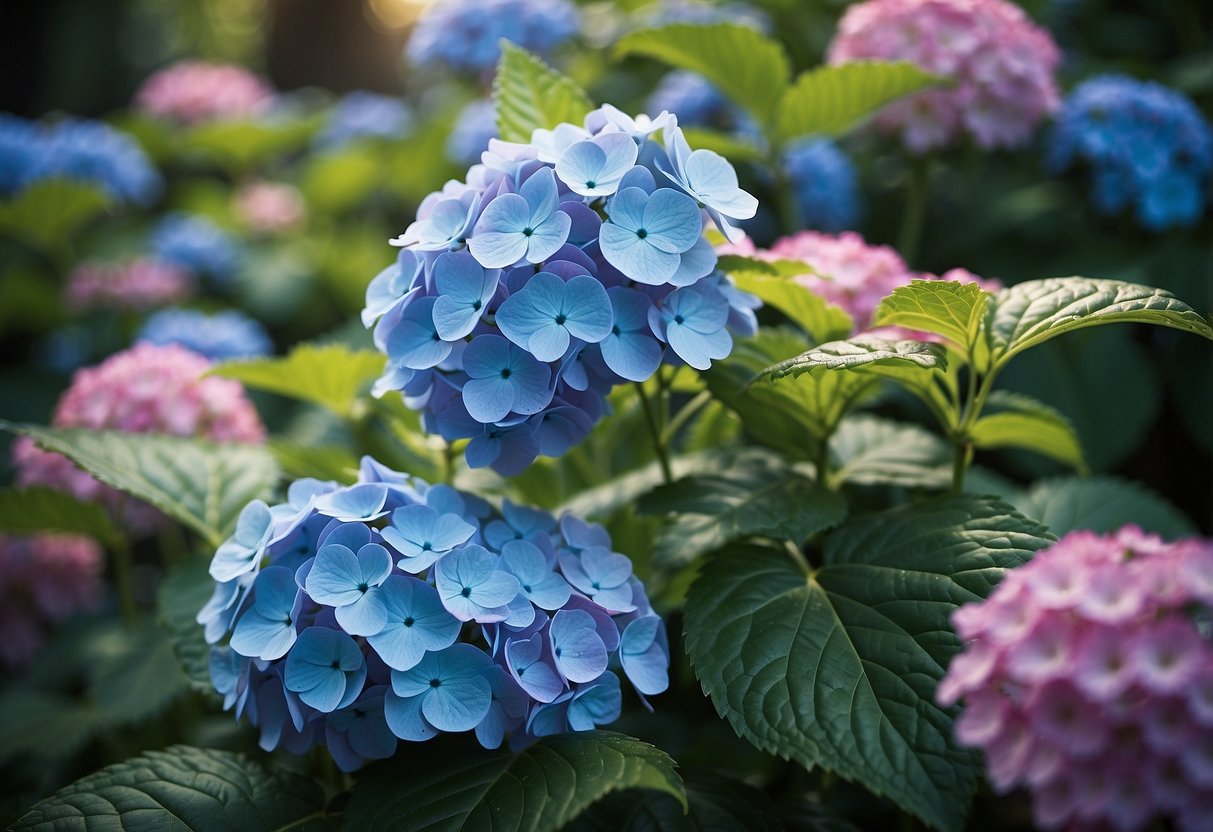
[
  {"left": 0, "top": 114, "right": 161, "bottom": 205},
  {"left": 645, "top": 71, "right": 758, "bottom": 139},
  {"left": 642, "top": 0, "right": 769, "bottom": 31},
  {"left": 202, "top": 460, "right": 670, "bottom": 768},
  {"left": 364, "top": 105, "right": 760, "bottom": 475},
  {"left": 447, "top": 99, "right": 498, "bottom": 166},
  {"left": 137, "top": 309, "right": 273, "bottom": 361},
  {"left": 1047, "top": 75, "right": 1213, "bottom": 231},
  {"left": 407, "top": 0, "right": 580, "bottom": 74},
  {"left": 783, "top": 138, "right": 862, "bottom": 232},
  {"left": 315, "top": 91, "right": 414, "bottom": 150},
  {"left": 151, "top": 213, "right": 243, "bottom": 284}
]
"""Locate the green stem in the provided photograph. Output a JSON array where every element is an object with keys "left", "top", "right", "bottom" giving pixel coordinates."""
[
  {"left": 442, "top": 441, "right": 457, "bottom": 486},
  {"left": 772, "top": 160, "right": 803, "bottom": 236},
  {"left": 661, "top": 389, "right": 712, "bottom": 446},
  {"left": 951, "top": 440, "right": 968, "bottom": 493},
  {"left": 897, "top": 156, "right": 931, "bottom": 264},
  {"left": 111, "top": 534, "right": 137, "bottom": 628},
  {"left": 634, "top": 382, "right": 673, "bottom": 484},
  {"left": 815, "top": 431, "right": 833, "bottom": 489}
]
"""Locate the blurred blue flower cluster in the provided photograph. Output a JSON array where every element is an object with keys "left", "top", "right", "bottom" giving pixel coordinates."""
[
  {"left": 363, "top": 105, "right": 760, "bottom": 475},
  {"left": 137, "top": 309, "right": 272, "bottom": 361},
  {"left": 0, "top": 114, "right": 161, "bottom": 204},
  {"left": 643, "top": 0, "right": 769, "bottom": 31},
  {"left": 447, "top": 100, "right": 499, "bottom": 167},
  {"left": 784, "top": 139, "right": 862, "bottom": 232},
  {"left": 645, "top": 71, "right": 757, "bottom": 138},
  {"left": 201, "top": 459, "right": 669, "bottom": 770},
  {"left": 151, "top": 213, "right": 243, "bottom": 284},
  {"left": 1047, "top": 74, "right": 1213, "bottom": 231},
  {"left": 315, "top": 91, "right": 414, "bottom": 150},
  {"left": 406, "top": 0, "right": 580, "bottom": 74}
]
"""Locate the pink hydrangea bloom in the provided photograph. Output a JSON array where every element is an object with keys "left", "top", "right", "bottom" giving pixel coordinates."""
[
  {"left": 234, "top": 181, "right": 306, "bottom": 234},
  {"left": 826, "top": 0, "right": 1061, "bottom": 153},
  {"left": 724, "top": 231, "right": 1001, "bottom": 336},
  {"left": 0, "top": 534, "right": 103, "bottom": 668},
  {"left": 134, "top": 61, "right": 274, "bottom": 124},
  {"left": 13, "top": 343, "right": 265, "bottom": 534},
  {"left": 64, "top": 257, "right": 192, "bottom": 312},
  {"left": 940, "top": 526, "right": 1213, "bottom": 831}
]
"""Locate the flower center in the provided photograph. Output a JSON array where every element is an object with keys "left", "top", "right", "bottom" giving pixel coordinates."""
[
  {"left": 522, "top": 227, "right": 534, "bottom": 237},
  {"left": 674, "top": 314, "right": 685, "bottom": 325},
  {"left": 357, "top": 582, "right": 369, "bottom": 593},
  {"left": 611, "top": 325, "right": 621, "bottom": 336},
  {"left": 500, "top": 368, "right": 512, "bottom": 379},
  {"left": 636, "top": 228, "right": 648, "bottom": 240},
  {"left": 422, "top": 541, "right": 433, "bottom": 551},
  {"left": 461, "top": 586, "right": 472, "bottom": 597},
  {"left": 430, "top": 678, "right": 441, "bottom": 688},
  {"left": 331, "top": 660, "right": 341, "bottom": 669},
  {"left": 554, "top": 313, "right": 567, "bottom": 325},
  {"left": 403, "top": 616, "right": 415, "bottom": 627},
  {"left": 472, "top": 300, "right": 482, "bottom": 311},
  {"left": 585, "top": 180, "right": 596, "bottom": 189},
  {"left": 522, "top": 584, "right": 532, "bottom": 593}
]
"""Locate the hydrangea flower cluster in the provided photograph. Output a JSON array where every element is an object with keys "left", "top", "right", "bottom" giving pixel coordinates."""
[
  {"left": 727, "top": 231, "right": 997, "bottom": 334},
  {"left": 364, "top": 106, "right": 759, "bottom": 475},
  {"left": 13, "top": 343, "right": 265, "bottom": 534},
  {"left": 1046, "top": 75, "right": 1213, "bottom": 232},
  {"left": 234, "top": 181, "right": 306, "bottom": 234},
  {"left": 939, "top": 526, "right": 1213, "bottom": 832},
  {"left": 406, "top": 0, "right": 580, "bottom": 74},
  {"left": 151, "top": 213, "right": 242, "bottom": 285},
  {"left": 643, "top": 0, "right": 770, "bottom": 31},
  {"left": 134, "top": 61, "right": 274, "bottom": 124},
  {"left": 447, "top": 100, "right": 499, "bottom": 167},
  {"left": 783, "top": 140, "right": 862, "bottom": 232},
  {"left": 0, "top": 114, "right": 161, "bottom": 204},
  {"left": 315, "top": 91, "right": 414, "bottom": 150},
  {"left": 826, "top": 0, "right": 1061, "bottom": 153},
  {"left": 645, "top": 72, "right": 758, "bottom": 139},
  {"left": 201, "top": 459, "right": 669, "bottom": 770},
  {"left": 64, "top": 258, "right": 192, "bottom": 313},
  {"left": 138, "top": 309, "right": 273, "bottom": 361},
  {"left": 0, "top": 534, "right": 103, "bottom": 669}
]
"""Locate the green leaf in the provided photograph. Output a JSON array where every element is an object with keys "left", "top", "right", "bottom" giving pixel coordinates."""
[
  {"left": 776, "top": 60, "right": 942, "bottom": 143},
  {"left": 0, "top": 179, "right": 111, "bottom": 252},
  {"left": 684, "top": 496, "right": 1054, "bottom": 832},
  {"left": 680, "top": 127, "right": 765, "bottom": 163},
  {"left": 11, "top": 745, "right": 336, "bottom": 831},
  {"left": 716, "top": 255, "right": 818, "bottom": 278},
  {"left": 0, "top": 689, "right": 97, "bottom": 767},
  {"left": 970, "top": 391, "right": 1086, "bottom": 472},
  {"left": 1010, "top": 475, "right": 1196, "bottom": 541},
  {"left": 301, "top": 147, "right": 382, "bottom": 215},
  {"left": 614, "top": 23, "right": 790, "bottom": 125},
  {"left": 873, "top": 280, "right": 990, "bottom": 356},
  {"left": 729, "top": 272, "right": 854, "bottom": 344},
  {"left": 159, "top": 558, "right": 218, "bottom": 694},
  {"left": 0, "top": 487, "right": 118, "bottom": 545},
  {"left": 829, "top": 415, "right": 951, "bottom": 488},
  {"left": 211, "top": 343, "right": 386, "bottom": 418},
  {"left": 639, "top": 452, "right": 847, "bottom": 566},
  {"left": 984, "top": 276, "right": 1213, "bottom": 368},
  {"left": 89, "top": 620, "right": 190, "bottom": 725},
  {"left": 269, "top": 439, "right": 360, "bottom": 484},
  {"left": 182, "top": 119, "right": 313, "bottom": 172},
  {"left": 706, "top": 329, "right": 881, "bottom": 451},
  {"left": 2, "top": 424, "right": 278, "bottom": 547},
  {"left": 761, "top": 337, "right": 948, "bottom": 379},
  {"left": 495, "top": 42, "right": 594, "bottom": 143},
  {"left": 557, "top": 453, "right": 717, "bottom": 519},
  {"left": 568, "top": 771, "right": 785, "bottom": 831},
  {"left": 343, "top": 731, "right": 685, "bottom": 831}
]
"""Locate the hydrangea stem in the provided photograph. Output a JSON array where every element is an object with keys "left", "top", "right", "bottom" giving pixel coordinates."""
[
  {"left": 634, "top": 382, "right": 673, "bottom": 484},
  {"left": 111, "top": 534, "right": 136, "bottom": 627},
  {"left": 897, "top": 156, "right": 931, "bottom": 264}
]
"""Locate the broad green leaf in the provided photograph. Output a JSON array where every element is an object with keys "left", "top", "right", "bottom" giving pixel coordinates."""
[
  {"left": 0, "top": 487, "right": 118, "bottom": 545},
  {"left": 557, "top": 453, "right": 717, "bottom": 519},
  {"left": 182, "top": 119, "right": 313, "bottom": 172},
  {"left": 301, "top": 147, "right": 382, "bottom": 215},
  {"left": 685, "top": 496, "right": 1053, "bottom": 832},
  {"left": 89, "top": 620, "right": 190, "bottom": 725},
  {"left": 829, "top": 415, "right": 951, "bottom": 488},
  {"left": 970, "top": 391, "right": 1086, "bottom": 472},
  {"left": 716, "top": 255, "right": 818, "bottom": 278},
  {"left": 3, "top": 424, "right": 278, "bottom": 547},
  {"left": 11, "top": 745, "right": 336, "bottom": 831},
  {"left": 614, "top": 23, "right": 790, "bottom": 125},
  {"left": 681, "top": 127, "right": 765, "bottom": 163},
  {"left": 568, "top": 771, "right": 785, "bottom": 831},
  {"left": 1011, "top": 475, "right": 1196, "bottom": 541},
  {"left": 158, "top": 558, "right": 217, "bottom": 694},
  {"left": 706, "top": 329, "right": 880, "bottom": 451},
  {"left": 984, "top": 276, "right": 1213, "bottom": 368},
  {"left": 211, "top": 343, "right": 386, "bottom": 418},
  {"left": 0, "top": 179, "right": 111, "bottom": 252},
  {"left": 730, "top": 272, "right": 854, "bottom": 344},
  {"left": 761, "top": 337, "right": 947, "bottom": 379},
  {"left": 0, "top": 689, "right": 96, "bottom": 767},
  {"left": 776, "top": 60, "right": 942, "bottom": 143},
  {"left": 269, "top": 439, "right": 360, "bottom": 484},
  {"left": 495, "top": 42, "right": 594, "bottom": 143},
  {"left": 343, "top": 731, "right": 686, "bottom": 831},
  {"left": 873, "top": 280, "right": 990, "bottom": 356},
  {"left": 639, "top": 452, "right": 847, "bottom": 565}
]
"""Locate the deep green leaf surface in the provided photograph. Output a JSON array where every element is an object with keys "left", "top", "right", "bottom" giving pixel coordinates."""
[
  {"left": 342, "top": 731, "right": 685, "bottom": 832},
  {"left": 11, "top": 745, "right": 336, "bottom": 831},
  {"left": 970, "top": 391, "right": 1085, "bottom": 471},
  {"left": 567, "top": 772, "right": 785, "bottom": 831},
  {"left": 211, "top": 343, "right": 386, "bottom": 417},
  {"left": 761, "top": 337, "right": 947, "bottom": 379},
  {"left": 684, "top": 496, "right": 1053, "bottom": 831},
  {"left": 1011, "top": 475, "right": 1196, "bottom": 540},
  {"left": 495, "top": 42, "right": 594, "bottom": 143},
  {"left": 829, "top": 416, "right": 951, "bottom": 488},
  {"left": 88, "top": 621, "right": 190, "bottom": 725},
  {"left": 873, "top": 280, "right": 990, "bottom": 355},
  {"left": 0, "top": 487, "right": 118, "bottom": 544},
  {"left": 159, "top": 558, "right": 219, "bottom": 694}
]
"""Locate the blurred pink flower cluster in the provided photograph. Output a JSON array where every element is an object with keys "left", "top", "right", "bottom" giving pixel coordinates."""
[
  {"left": 64, "top": 257, "right": 192, "bottom": 312},
  {"left": 827, "top": 0, "right": 1061, "bottom": 152},
  {"left": 724, "top": 230, "right": 999, "bottom": 335},
  {"left": 234, "top": 180, "right": 306, "bottom": 234},
  {"left": 134, "top": 61, "right": 274, "bottom": 124},
  {"left": 940, "top": 526, "right": 1213, "bottom": 832},
  {"left": 0, "top": 534, "right": 104, "bottom": 668},
  {"left": 13, "top": 343, "right": 266, "bottom": 534}
]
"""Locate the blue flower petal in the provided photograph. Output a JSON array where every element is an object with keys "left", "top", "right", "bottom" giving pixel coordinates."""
[
  {"left": 621, "top": 615, "right": 670, "bottom": 695},
  {"left": 567, "top": 672, "right": 622, "bottom": 731},
  {"left": 505, "top": 632, "right": 564, "bottom": 702},
  {"left": 368, "top": 574, "right": 462, "bottom": 671},
  {"left": 386, "top": 296, "right": 453, "bottom": 370},
  {"left": 384, "top": 689, "right": 440, "bottom": 741},
  {"left": 549, "top": 608, "right": 608, "bottom": 683},
  {"left": 312, "top": 484, "right": 389, "bottom": 522}
]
